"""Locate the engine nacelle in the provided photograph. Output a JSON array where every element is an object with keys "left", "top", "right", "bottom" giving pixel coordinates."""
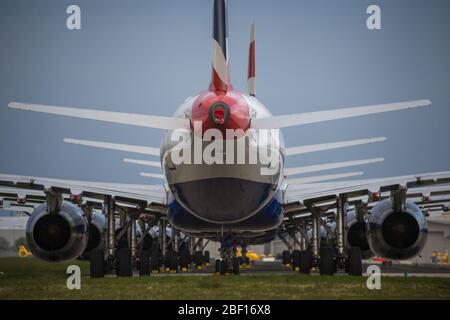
[
  {"left": 306, "top": 222, "right": 336, "bottom": 241},
  {"left": 346, "top": 211, "right": 374, "bottom": 259},
  {"left": 79, "top": 212, "right": 106, "bottom": 260},
  {"left": 26, "top": 201, "right": 89, "bottom": 262},
  {"left": 367, "top": 199, "right": 427, "bottom": 260}
]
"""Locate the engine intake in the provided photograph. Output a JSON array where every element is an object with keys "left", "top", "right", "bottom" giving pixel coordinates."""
[
  {"left": 26, "top": 201, "right": 89, "bottom": 262},
  {"left": 79, "top": 212, "right": 106, "bottom": 260},
  {"left": 346, "top": 211, "right": 374, "bottom": 259},
  {"left": 367, "top": 199, "right": 427, "bottom": 260}
]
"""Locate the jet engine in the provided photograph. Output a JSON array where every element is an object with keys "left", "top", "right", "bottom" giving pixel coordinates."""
[
  {"left": 26, "top": 201, "right": 89, "bottom": 262},
  {"left": 346, "top": 211, "right": 374, "bottom": 259},
  {"left": 367, "top": 197, "right": 427, "bottom": 260},
  {"left": 79, "top": 212, "right": 106, "bottom": 260}
]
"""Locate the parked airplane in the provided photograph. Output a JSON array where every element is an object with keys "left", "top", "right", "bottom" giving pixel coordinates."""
[{"left": 1, "top": 0, "right": 450, "bottom": 277}]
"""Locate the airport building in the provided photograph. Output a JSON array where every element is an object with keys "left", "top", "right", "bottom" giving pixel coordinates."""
[{"left": 0, "top": 213, "right": 28, "bottom": 257}]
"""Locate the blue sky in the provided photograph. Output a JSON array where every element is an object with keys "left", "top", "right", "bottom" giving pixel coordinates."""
[{"left": 0, "top": 0, "right": 449, "bottom": 185}]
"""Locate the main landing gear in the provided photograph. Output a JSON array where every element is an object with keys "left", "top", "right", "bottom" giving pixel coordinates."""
[
  {"left": 283, "top": 194, "right": 363, "bottom": 276},
  {"left": 89, "top": 196, "right": 212, "bottom": 278},
  {"left": 89, "top": 197, "right": 150, "bottom": 277}
]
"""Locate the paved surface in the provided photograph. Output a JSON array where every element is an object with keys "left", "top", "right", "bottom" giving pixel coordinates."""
[{"left": 144, "top": 261, "right": 450, "bottom": 278}]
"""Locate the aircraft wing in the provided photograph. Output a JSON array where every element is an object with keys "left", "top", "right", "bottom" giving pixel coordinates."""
[
  {"left": 8, "top": 102, "right": 190, "bottom": 130},
  {"left": 252, "top": 99, "right": 431, "bottom": 129},
  {"left": 0, "top": 173, "right": 168, "bottom": 212},
  {"left": 283, "top": 171, "right": 450, "bottom": 204}
]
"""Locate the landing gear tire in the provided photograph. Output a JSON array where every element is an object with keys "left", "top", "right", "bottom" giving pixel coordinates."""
[
  {"left": 179, "top": 249, "right": 190, "bottom": 271},
  {"left": 347, "top": 247, "right": 363, "bottom": 276},
  {"left": 319, "top": 247, "right": 335, "bottom": 275},
  {"left": 215, "top": 259, "right": 221, "bottom": 274},
  {"left": 90, "top": 248, "right": 105, "bottom": 278},
  {"left": 219, "top": 259, "right": 229, "bottom": 275},
  {"left": 139, "top": 250, "right": 150, "bottom": 276},
  {"left": 194, "top": 251, "right": 203, "bottom": 269},
  {"left": 299, "top": 250, "right": 313, "bottom": 275},
  {"left": 282, "top": 250, "right": 291, "bottom": 266},
  {"left": 232, "top": 258, "right": 240, "bottom": 275},
  {"left": 203, "top": 250, "right": 210, "bottom": 265},
  {"left": 151, "top": 249, "right": 161, "bottom": 272},
  {"left": 292, "top": 250, "right": 301, "bottom": 271},
  {"left": 166, "top": 250, "right": 178, "bottom": 272},
  {"left": 116, "top": 248, "right": 133, "bottom": 277}
]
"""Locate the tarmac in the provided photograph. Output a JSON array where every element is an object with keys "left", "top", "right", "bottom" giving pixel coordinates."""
[{"left": 144, "top": 261, "right": 450, "bottom": 278}]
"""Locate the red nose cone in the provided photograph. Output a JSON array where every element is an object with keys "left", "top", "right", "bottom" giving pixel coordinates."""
[{"left": 191, "top": 90, "right": 250, "bottom": 136}]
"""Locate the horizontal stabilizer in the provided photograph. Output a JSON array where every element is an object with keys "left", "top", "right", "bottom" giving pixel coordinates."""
[
  {"left": 124, "top": 158, "right": 162, "bottom": 168},
  {"left": 8, "top": 102, "right": 190, "bottom": 130},
  {"left": 287, "top": 172, "right": 364, "bottom": 185},
  {"left": 286, "top": 137, "right": 386, "bottom": 156},
  {"left": 285, "top": 158, "right": 384, "bottom": 176},
  {"left": 64, "top": 138, "right": 160, "bottom": 156},
  {"left": 252, "top": 100, "right": 431, "bottom": 129}
]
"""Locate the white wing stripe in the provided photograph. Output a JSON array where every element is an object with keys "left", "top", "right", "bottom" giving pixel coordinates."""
[
  {"left": 63, "top": 138, "right": 160, "bottom": 156},
  {"left": 286, "top": 137, "right": 386, "bottom": 156},
  {"left": 252, "top": 99, "right": 431, "bottom": 129},
  {"left": 124, "top": 158, "right": 162, "bottom": 168},
  {"left": 140, "top": 172, "right": 166, "bottom": 180},
  {"left": 285, "top": 158, "right": 384, "bottom": 176},
  {"left": 287, "top": 172, "right": 364, "bottom": 184},
  {"left": 8, "top": 102, "right": 190, "bottom": 130}
]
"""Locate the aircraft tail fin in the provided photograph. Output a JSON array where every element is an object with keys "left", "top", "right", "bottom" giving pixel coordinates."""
[
  {"left": 248, "top": 23, "right": 256, "bottom": 96},
  {"left": 210, "top": 0, "right": 230, "bottom": 92}
]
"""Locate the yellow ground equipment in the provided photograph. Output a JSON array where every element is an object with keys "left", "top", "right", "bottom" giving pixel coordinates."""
[
  {"left": 18, "top": 245, "right": 32, "bottom": 257},
  {"left": 236, "top": 247, "right": 264, "bottom": 262}
]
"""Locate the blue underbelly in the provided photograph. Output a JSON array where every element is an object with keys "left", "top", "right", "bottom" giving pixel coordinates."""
[
  {"left": 167, "top": 192, "right": 284, "bottom": 234},
  {"left": 170, "top": 177, "right": 279, "bottom": 223}
]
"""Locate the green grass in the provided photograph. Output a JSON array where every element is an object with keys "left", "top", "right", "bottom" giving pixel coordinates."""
[{"left": 0, "top": 257, "right": 450, "bottom": 299}]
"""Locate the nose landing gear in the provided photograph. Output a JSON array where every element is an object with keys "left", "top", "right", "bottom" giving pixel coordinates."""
[{"left": 215, "top": 233, "right": 240, "bottom": 275}]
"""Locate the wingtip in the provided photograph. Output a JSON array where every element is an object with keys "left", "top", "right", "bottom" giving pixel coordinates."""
[
  {"left": 370, "top": 137, "right": 387, "bottom": 143},
  {"left": 8, "top": 102, "right": 18, "bottom": 109},
  {"left": 417, "top": 99, "right": 432, "bottom": 107},
  {"left": 351, "top": 171, "right": 365, "bottom": 178}
]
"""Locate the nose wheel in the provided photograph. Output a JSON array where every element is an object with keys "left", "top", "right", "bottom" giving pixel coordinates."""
[
  {"left": 217, "top": 234, "right": 240, "bottom": 275},
  {"left": 218, "top": 256, "right": 240, "bottom": 275}
]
